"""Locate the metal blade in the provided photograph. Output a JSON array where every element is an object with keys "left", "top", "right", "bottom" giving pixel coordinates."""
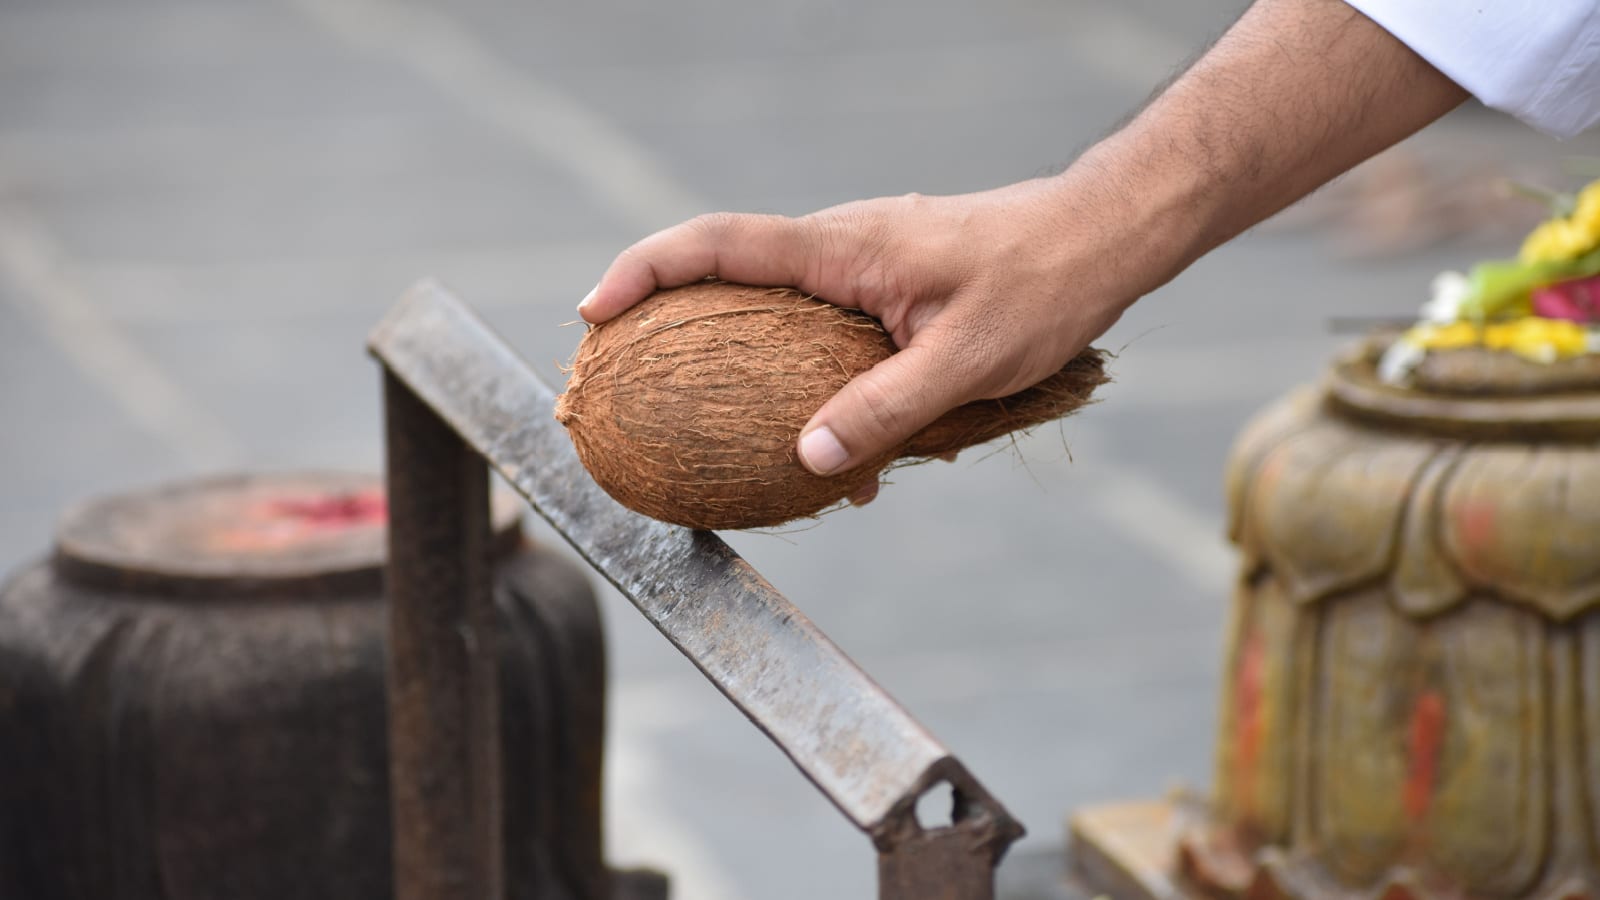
[{"left": 369, "top": 281, "right": 1022, "bottom": 887}]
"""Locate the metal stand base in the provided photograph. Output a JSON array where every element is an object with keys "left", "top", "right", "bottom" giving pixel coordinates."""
[
  {"left": 610, "top": 869, "right": 671, "bottom": 900},
  {"left": 993, "top": 847, "right": 1100, "bottom": 900},
  {"left": 1067, "top": 799, "right": 1197, "bottom": 900},
  {"left": 991, "top": 798, "right": 1198, "bottom": 900}
]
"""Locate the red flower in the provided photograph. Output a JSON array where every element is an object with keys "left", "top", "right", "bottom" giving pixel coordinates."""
[{"left": 1532, "top": 274, "right": 1600, "bottom": 323}]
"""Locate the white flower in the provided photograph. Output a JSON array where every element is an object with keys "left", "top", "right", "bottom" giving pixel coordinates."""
[
  {"left": 1419, "top": 271, "right": 1471, "bottom": 324},
  {"left": 1377, "top": 338, "right": 1426, "bottom": 385}
]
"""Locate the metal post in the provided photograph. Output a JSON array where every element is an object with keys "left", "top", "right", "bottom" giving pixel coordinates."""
[
  {"left": 879, "top": 830, "right": 1001, "bottom": 900},
  {"left": 876, "top": 780, "right": 1013, "bottom": 900},
  {"left": 383, "top": 370, "right": 505, "bottom": 900}
]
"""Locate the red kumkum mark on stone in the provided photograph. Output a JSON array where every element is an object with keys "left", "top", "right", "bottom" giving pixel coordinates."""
[
  {"left": 1455, "top": 500, "right": 1498, "bottom": 563},
  {"left": 210, "top": 488, "right": 390, "bottom": 554},
  {"left": 1403, "top": 689, "right": 1446, "bottom": 823},
  {"left": 1233, "top": 628, "right": 1267, "bottom": 820},
  {"left": 268, "top": 489, "right": 388, "bottom": 529}
]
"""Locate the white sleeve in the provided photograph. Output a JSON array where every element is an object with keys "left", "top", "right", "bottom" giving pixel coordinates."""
[{"left": 1343, "top": 0, "right": 1600, "bottom": 138}]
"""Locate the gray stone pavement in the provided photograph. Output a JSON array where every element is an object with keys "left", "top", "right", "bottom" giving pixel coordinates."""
[{"left": 2, "top": 0, "right": 1596, "bottom": 897}]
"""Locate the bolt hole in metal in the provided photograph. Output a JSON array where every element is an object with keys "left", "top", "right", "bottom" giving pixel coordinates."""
[{"left": 915, "top": 780, "right": 959, "bottom": 831}]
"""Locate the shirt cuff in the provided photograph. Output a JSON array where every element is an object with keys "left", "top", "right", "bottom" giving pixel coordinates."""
[{"left": 1344, "top": 0, "right": 1600, "bottom": 138}]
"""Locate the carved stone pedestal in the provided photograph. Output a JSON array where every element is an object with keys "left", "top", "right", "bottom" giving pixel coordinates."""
[{"left": 1075, "top": 340, "right": 1600, "bottom": 900}]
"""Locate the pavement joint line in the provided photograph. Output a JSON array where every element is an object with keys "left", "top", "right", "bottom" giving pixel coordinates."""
[
  {"left": 0, "top": 115, "right": 475, "bottom": 170},
  {"left": 0, "top": 203, "right": 244, "bottom": 470},
  {"left": 69, "top": 240, "right": 623, "bottom": 322},
  {"left": 1080, "top": 461, "right": 1234, "bottom": 592},
  {"left": 287, "top": 0, "right": 707, "bottom": 235},
  {"left": 605, "top": 724, "right": 744, "bottom": 900},
  {"left": 1059, "top": 424, "right": 1235, "bottom": 593},
  {"left": 610, "top": 618, "right": 1222, "bottom": 736}
]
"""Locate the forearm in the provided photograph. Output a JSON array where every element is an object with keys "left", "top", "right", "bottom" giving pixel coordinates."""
[{"left": 1054, "top": 0, "right": 1468, "bottom": 299}]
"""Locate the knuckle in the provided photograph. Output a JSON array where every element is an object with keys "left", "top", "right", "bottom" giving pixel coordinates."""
[
  {"left": 797, "top": 209, "right": 890, "bottom": 304},
  {"left": 849, "top": 374, "right": 915, "bottom": 445},
  {"left": 614, "top": 243, "right": 650, "bottom": 270},
  {"left": 851, "top": 266, "right": 888, "bottom": 306},
  {"left": 898, "top": 191, "right": 928, "bottom": 213},
  {"left": 794, "top": 213, "right": 833, "bottom": 260},
  {"left": 806, "top": 208, "right": 868, "bottom": 255},
  {"left": 686, "top": 211, "right": 743, "bottom": 241}
]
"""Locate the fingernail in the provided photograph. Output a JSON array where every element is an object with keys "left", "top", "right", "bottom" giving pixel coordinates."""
[
  {"left": 799, "top": 427, "right": 849, "bottom": 475},
  {"left": 578, "top": 285, "right": 597, "bottom": 311}
]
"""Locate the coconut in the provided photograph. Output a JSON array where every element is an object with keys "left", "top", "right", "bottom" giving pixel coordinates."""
[{"left": 555, "top": 281, "right": 1108, "bottom": 530}]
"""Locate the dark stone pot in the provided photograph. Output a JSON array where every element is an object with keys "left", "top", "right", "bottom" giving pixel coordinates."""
[{"left": 0, "top": 473, "right": 620, "bottom": 900}]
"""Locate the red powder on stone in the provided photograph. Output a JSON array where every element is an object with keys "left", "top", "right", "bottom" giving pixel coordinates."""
[
  {"left": 1232, "top": 629, "right": 1267, "bottom": 820},
  {"left": 1403, "top": 689, "right": 1447, "bottom": 823},
  {"left": 268, "top": 490, "right": 388, "bottom": 529}
]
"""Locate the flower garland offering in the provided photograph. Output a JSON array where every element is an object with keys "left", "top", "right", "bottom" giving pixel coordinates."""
[{"left": 1379, "top": 177, "right": 1600, "bottom": 384}]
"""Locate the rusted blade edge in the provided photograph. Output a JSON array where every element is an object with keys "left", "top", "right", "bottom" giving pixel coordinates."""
[{"left": 368, "top": 281, "right": 1022, "bottom": 846}]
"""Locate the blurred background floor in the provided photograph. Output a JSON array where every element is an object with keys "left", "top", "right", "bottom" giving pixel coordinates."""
[{"left": 2, "top": 0, "right": 1596, "bottom": 896}]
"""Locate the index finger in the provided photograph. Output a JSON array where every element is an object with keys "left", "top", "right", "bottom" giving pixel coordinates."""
[{"left": 578, "top": 212, "right": 817, "bottom": 323}]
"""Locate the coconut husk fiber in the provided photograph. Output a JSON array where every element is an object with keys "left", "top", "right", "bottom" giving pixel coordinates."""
[{"left": 555, "top": 281, "right": 1108, "bottom": 530}]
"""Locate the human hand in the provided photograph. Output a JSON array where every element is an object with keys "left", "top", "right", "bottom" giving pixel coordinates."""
[
  {"left": 578, "top": 0, "right": 1466, "bottom": 492},
  {"left": 579, "top": 174, "right": 1154, "bottom": 479}
]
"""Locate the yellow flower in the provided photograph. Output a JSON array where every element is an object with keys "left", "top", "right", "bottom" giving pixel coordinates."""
[
  {"left": 1405, "top": 322, "right": 1479, "bottom": 350},
  {"left": 1520, "top": 180, "right": 1600, "bottom": 264},
  {"left": 1404, "top": 317, "right": 1592, "bottom": 363}
]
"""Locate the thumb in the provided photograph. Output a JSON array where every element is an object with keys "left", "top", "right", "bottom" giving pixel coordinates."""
[{"left": 796, "top": 343, "right": 970, "bottom": 476}]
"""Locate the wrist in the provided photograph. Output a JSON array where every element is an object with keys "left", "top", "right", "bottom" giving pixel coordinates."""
[{"left": 1035, "top": 138, "right": 1222, "bottom": 310}]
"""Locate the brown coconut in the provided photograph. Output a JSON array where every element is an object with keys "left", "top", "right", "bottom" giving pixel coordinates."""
[{"left": 554, "top": 281, "right": 1108, "bottom": 530}]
